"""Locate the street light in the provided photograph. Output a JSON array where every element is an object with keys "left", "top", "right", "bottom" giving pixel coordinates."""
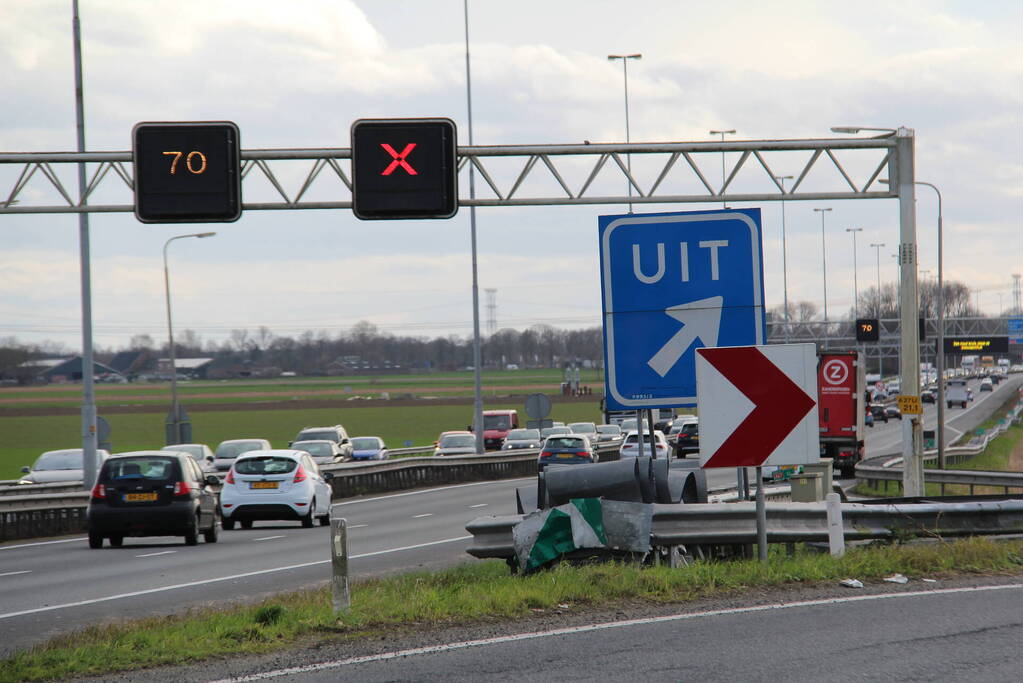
[
  {"left": 846, "top": 228, "right": 863, "bottom": 318},
  {"left": 881, "top": 176, "right": 946, "bottom": 468},
  {"left": 710, "top": 129, "right": 736, "bottom": 208},
  {"left": 164, "top": 231, "right": 215, "bottom": 444},
  {"left": 814, "top": 207, "right": 833, "bottom": 347},
  {"left": 830, "top": 126, "right": 898, "bottom": 137},
  {"left": 608, "top": 53, "right": 642, "bottom": 212},
  {"left": 871, "top": 242, "right": 886, "bottom": 376},
  {"left": 775, "top": 175, "right": 794, "bottom": 342}
]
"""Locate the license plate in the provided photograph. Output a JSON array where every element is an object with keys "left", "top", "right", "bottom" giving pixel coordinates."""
[
  {"left": 124, "top": 492, "right": 157, "bottom": 502},
  {"left": 251, "top": 481, "right": 279, "bottom": 489},
  {"left": 556, "top": 453, "right": 575, "bottom": 459}
]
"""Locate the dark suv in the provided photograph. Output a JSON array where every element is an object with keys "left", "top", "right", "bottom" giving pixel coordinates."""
[
  {"left": 673, "top": 421, "right": 700, "bottom": 456},
  {"left": 290, "top": 425, "right": 352, "bottom": 460},
  {"left": 87, "top": 451, "right": 220, "bottom": 548}
]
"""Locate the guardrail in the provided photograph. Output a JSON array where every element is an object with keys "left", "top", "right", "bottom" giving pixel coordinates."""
[
  {"left": 466, "top": 497, "right": 1023, "bottom": 562},
  {"left": 856, "top": 398, "right": 1023, "bottom": 494},
  {"left": 0, "top": 442, "right": 624, "bottom": 542}
]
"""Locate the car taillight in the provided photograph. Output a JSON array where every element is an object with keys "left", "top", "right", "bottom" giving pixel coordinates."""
[
  {"left": 540, "top": 451, "right": 553, "bottom": 458},
  {"left": 173, "top": 480, "right": 192, "bottom": 497},
  {"left": 293, "top": 465, "right": 308, "bottom": 483},
  {"left": 576, "top": 451, "right": 590, "bottom": 457},
  {"left": 225, "top": 469, "right": 235, "bottom": 485},
  {"left": 90, "top": 483, "right": 106, "bottom": 500}
]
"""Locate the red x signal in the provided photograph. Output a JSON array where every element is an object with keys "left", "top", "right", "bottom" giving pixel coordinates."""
[{"left": 380, "top": 143, "right": 418, "bottom": 176}]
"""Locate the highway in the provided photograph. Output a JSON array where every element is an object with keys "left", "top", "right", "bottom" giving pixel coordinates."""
[{"left": 0, "top": 374, "right": 1018, "bottom": 656}]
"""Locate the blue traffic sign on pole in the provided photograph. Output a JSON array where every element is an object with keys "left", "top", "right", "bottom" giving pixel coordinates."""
[
  {"left": 1009, "top": 317, "right": 1023, "bottom": 345},
  {"left": 599, "top": 208, "right": 766, "bottom": 410}
]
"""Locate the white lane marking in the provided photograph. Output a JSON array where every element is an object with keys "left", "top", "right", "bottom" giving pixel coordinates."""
[
  {"left": 469, "top": 503, "right": 488, "bottom": 508},
  {"left": 0, "top": 535, "right": 472, "bottom": 620},
  {"left": 413, "top": 513, "right": 433, "bottom": 518},
  {"left": 208, "top": 582, "right": 1023, "bottom": 682},
  {"left": 136, "top": 551, "right": 176, "bottom": 558},
  {"left": 348, "top": 524, "right": 368, "bottom": 529},
  {"left": 0, "top": 537, "right": 85, "bottom": 551},
  {"left": 253, "top": 536, "right": 285, "bottom": 542},
  {"left": 330, "top": 478, "right": 532, "bottom": 507},
  {"left": 0, "top": 571, "right": 31, "bottom": 578}
]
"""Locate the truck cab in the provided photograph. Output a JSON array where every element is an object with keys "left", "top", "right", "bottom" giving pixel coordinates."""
[
  {"left": 475, "top": 410, "right": 519, "bottom": 450},
  {"left": 946, "top": 379, "right": 969, "bottom": 409}
]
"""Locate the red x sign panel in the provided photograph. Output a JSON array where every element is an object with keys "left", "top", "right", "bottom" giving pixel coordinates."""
[
  {"left": 696, "top": 343, "right": 818, "bottom": 468},
  {"left": 351, "top": 118, "right": 458, "bottom": 220}
]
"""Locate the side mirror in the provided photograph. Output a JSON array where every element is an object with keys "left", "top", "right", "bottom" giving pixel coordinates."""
[
  {"left": 206, "top": 455, "right": 214, "bottom": 463},
  {"left": 205, "top": 475, "right": 221, "bottom": 486},
  {"left": 322, "top": 472, "right": 334, "bottom": 481},
  {"left": 287, "top": 441, "right": 293, "bottom": 447},
  {"left": 21, "top": 466, "right": 30, "bottom": 473}
]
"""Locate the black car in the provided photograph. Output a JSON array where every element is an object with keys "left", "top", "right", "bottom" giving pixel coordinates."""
[
  {"left": 673, "top": 421, "right": 700, "bottom": 456},
  {"left": 87, "top": 451, "right": 220, "bottom": 548},
  {"left": 920, "top": 389, "right": 936, "bottom": 404},
  {"left": 869, "top": 403, "right": 889, "bottom": 423}
]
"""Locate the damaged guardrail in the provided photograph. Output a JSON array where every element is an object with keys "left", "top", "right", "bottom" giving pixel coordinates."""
[{"left": 466, "top": 496, "right": 1023, "bottom": 564}]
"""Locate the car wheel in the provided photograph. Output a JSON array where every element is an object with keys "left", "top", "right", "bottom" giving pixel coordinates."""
[
  {"left": 301, "top": 501, "right": 315, "bottom": 528},
  {"left": 318, "top": 514, "right": 330, "bottom": 527},
  {"left": 240, "top": 519, "right": 253, "bottom": 530},
  {"left": 203, "top": 515, "right": 219, "bottom": 544},
  {"left": 184, "top": 515, "right": 200, "bottom": 546},
  {"left": 222, "top": 516, "right": 235, "bottom": 531},
  {"left": 108, "top": 535, "right": 124, "bottom": 548},
  {"left": 88, "top": 531, "right": 103, "bottom": 549}
]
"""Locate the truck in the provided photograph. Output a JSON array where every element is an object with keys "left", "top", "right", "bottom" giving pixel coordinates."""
[
  {"left": 946, "top": 379, "right": 969, "bottom": 409},
  {"left": 817, "top": 351, "right": 866, "bottom": 477},
  {"left": 961, "top": 355, "right": 978, "bottom": 375},
  {"left": 473, "top": 409, "right": 519, "bottom": 450}
]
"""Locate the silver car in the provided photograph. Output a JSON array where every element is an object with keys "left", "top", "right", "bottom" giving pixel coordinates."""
[
  {"left": 19, "top": 448, "right": 111, "bottom": 484},
  {"left": 161, "top": 443, "right": 215, "bottom": 472},
  {"left": 212, "top": 438, "right": 272, "bottom": 472}
]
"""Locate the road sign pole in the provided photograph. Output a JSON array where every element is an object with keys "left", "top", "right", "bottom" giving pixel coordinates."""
[{"left": 635, "top": 410, "right": 646, "bottom": 460}]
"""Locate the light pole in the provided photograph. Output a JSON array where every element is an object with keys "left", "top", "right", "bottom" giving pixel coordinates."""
[
  {"left": 164, "top": 232, "right": 215, "bottom": 444},
  {"left": 710, "top": 129, "right": 736, "bottom": 209},
  {"left": 871, "top": 242, "right": 885, "bottom": 376},
  {"left": 846, "top": 228, "right": 863, "bottom": 318},
  {"left": 465, "top": 1, "right": 484, "bottom": 454},
  {"left": 814, "top": 207, "right": 833, "bottom": 347},
  {"left": 608, "top": 53, "right": 642, "bottom": 213},
  {"left": 776, "top": 175, "right": 794, "bottom": 342}
]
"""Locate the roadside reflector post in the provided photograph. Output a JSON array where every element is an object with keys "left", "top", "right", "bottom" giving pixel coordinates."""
[
  {"left": 826, "top": 492, "right": 845, "bottom": 557},
  {"left": 330, "top": 505, "right": 350, "bottom": 613},
  {"left": 755, "top": 466, "right": 767, "bottom": 561}
]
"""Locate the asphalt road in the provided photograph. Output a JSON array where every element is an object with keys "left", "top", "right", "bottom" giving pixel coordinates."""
[
  {"left": 1, "top": 374, "right": 1017, "bottom": 656},
  {"left": 215, "top": 579, "right": 1023, "bottom": 682}
]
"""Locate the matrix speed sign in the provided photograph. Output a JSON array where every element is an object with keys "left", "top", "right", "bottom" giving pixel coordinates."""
[{"left": 132, "top": 122, "right": 242, "bottom": 223}]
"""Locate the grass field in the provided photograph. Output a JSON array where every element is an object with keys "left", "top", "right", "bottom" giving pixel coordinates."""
[{"left": 0, "top": 401, "right": 604, "bottom": 480}]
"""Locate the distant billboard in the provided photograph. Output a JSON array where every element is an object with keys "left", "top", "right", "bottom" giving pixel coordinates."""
[{"left": 942, "top": 336, "right": 1009, "bottom": 354}]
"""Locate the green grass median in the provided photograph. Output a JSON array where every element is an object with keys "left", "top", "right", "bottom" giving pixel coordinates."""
[{"left": 3, "top": 537, "right": 1022, "bottom": 681}]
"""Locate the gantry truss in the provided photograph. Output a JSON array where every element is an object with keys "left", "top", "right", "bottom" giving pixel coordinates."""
[{"left": 0, "top": 136, "right": 898, "bottom": 213}]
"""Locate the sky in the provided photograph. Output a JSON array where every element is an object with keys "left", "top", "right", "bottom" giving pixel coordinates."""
[{"left": 2, "top": 0, "right": 1022, "bottom": 351}]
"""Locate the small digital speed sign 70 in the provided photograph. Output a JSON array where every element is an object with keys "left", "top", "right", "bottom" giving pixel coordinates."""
[
  {"left": 350, "top": 118, "right": 458, "bottom": 220},
  {"left": 133, "top": 121, "right": 242, "bottom": 223},
  {"left": 855, "top": 318, "right": 880, "bottom": 342}
]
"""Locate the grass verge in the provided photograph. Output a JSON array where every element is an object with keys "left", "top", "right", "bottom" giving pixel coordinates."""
[{"left": 4, "top": 538, "right": 1023, "bottom": 681}]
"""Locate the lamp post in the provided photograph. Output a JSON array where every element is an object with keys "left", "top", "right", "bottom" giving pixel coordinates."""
[
  {"left": 163, "top": 232, "right": 215, "bottom": 445},
  {"left": 879, "top": 177, "right": 946, "bottom": 469},
  {"left": 871, "top": 242, "right": 885, "bottom": 375},
  {"left": 608, "top": 53, "right": 642, "bottom": 213},
  {"left": 814, "top": 207, "right": 833, "bottom": 347},
  {"left": 710, "top": 129, "right": 736, "bottom": 209},
  {"left": 776, "top": 175, "right": 794, "bottom": 342},
  {"left": 465, "top": 1, "right": 485, "bottom": 454},
  {"left": 846, "top": 228, "right": 863, "bottom": 318}
]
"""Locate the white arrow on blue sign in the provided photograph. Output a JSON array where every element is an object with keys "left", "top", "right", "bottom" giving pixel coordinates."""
[{"left": 599, "top": 209, "right": 766, "bottom": 410}]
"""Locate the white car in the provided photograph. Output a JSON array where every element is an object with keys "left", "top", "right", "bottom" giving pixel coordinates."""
[
  {"left": 568, "top": 422, "right": 598, "bottom": 437},
  {"left": 161, "top": 443, "right": 215, "bottom": 472},
  {"left": 19, "top": 448, "right": 111, "bottom": 484},
  {"left": 594, "top": 424, "right": 623, "bottom": 442},
  {"left": 219, "top": 449, "right": 333, "bottom": 530},
  {"left": 211, "top": 438, "right": 272, "bottom": 472},
  {"left": 619, "top": 431, "right": 669, "bottom": 459}
]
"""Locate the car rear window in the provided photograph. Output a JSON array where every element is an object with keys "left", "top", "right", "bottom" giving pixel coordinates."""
[
  {"left": 547, "top": 437, "right": 585, "bottom": 449},
  {"left": 235, "top": 457, "right": 298, "bottom": 475},
  {"left": 441, "top": 435, "right": 475, "bottom": 448},
  {"left": 216, "top": 442, "right": 265, "bottom": 459},
  {"left": 295, "top": 442, "right": 331, "bottom": 457},
  {"left": 104, "top": 457, "right": 176, "bottom": 481},
  {"left": 34, "top": 451, "right": 83, "bottom": 471},
  {"left": 297, "top": 430, "right": 338, "bottom": 442}
]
